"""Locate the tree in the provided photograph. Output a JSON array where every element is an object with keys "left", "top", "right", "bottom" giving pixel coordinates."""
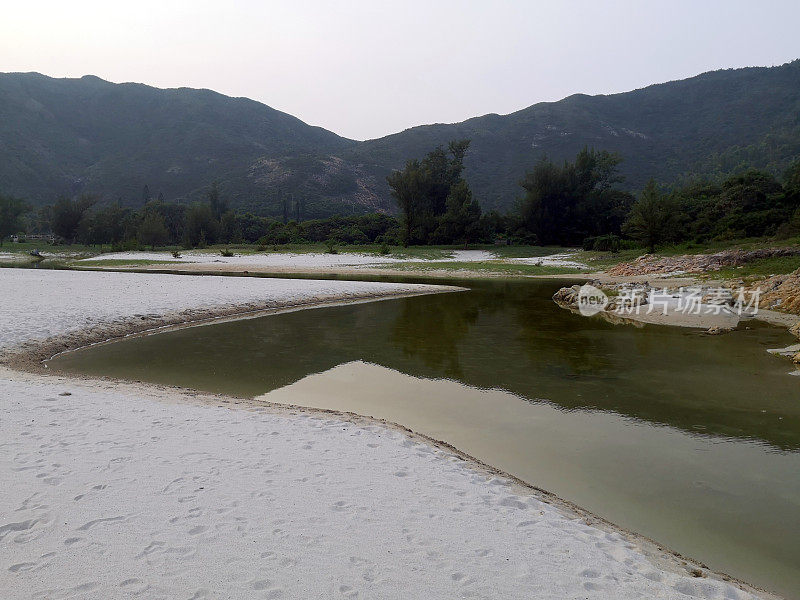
[
  {"left": 142, "top": 185, "right": 152, "bottom": 205},
  {"left": 51, "top": 195, "right": 95, "bottom": 244},
  {"left": 518, "top": 147, "right": 630, "bottom": 245},
  {"left": 208, "top": 182, "right": 228, "bottom": 221},
  {"left": 219, "top": 211, "right": 238, "bottom": 243},
  {"left": 183, "top": 202, "right": 218, "bottom": 247},
  {"left": 387, "top": 139, "right": 473, "bottom": 245},
  {"left": 387, "top": 159, "right": 423, "bottom": 245},
  {"left": 435, "top": 180, "right": 482, "bottom": 246},
  {"left": 785, "top": 159, "right": 800, "bottom": 196},
  {"left": 138, "top": 212, "right": 169, "bottom": 249},
  {"left": 622, "top": 180, "right": 676, "bottom": 252},
  {"left": 0, "top": 195, "right": 28, "bottom": 245}
]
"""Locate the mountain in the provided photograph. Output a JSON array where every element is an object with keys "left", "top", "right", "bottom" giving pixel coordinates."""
[
  {"left": 1, "top": 61, "right": 800, "bottom": 217},
  {"left": 0, "top": 73, "right": 373, "bottom": 217},
  {"left": 346, "top": 59, "right": 800, "bottom": 211}
]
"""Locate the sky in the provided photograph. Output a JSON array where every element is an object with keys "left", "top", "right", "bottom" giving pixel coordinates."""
[{"left": 2, "top": 0, "right": 799, "bottom": 141}]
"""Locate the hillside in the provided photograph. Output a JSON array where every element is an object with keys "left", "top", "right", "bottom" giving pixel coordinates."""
[
  {"left": 0, "top": 73, "right": 373, "bottom": 217},
  {"left": 1, "top": 61, "right": 799, "bottom": 217},
  {"left": 347, "top": 60, "right": 800, "bottom": 211}
]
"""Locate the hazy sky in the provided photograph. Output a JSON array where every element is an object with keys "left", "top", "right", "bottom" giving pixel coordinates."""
[{"left": 2, "top": 1, "right": 799, "bottom": 140}]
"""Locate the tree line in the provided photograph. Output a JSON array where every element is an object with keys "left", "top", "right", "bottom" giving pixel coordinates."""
[{"left": 2, "top": 143, "right": 799, "bottom": 251}]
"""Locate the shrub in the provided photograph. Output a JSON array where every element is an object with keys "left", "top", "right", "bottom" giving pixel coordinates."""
[
  {"left": 592, "top": 234, "right": 621, "bottom": 252},
  {"left": 220, "top": 248, "right": 234, "bottom": 257},
  {"left": 583, "top": 234, "right": 621, "bottom": 252},
  {"left": 325, "top": 239, "right": 338, "bottom": 254},
  {"left": 111, "top": 238, "right": 140, "bottom": 252}
]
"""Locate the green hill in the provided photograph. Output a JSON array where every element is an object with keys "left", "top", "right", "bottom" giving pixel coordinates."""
[
  {"left": 1, "top": 61, "right": 799, "bottom": 217},
  {"left": 346, "top": 60, "right": 800, "bottom": 211},
  {"left": 0, "top": 73, "right": 367, "bottom": 217}
]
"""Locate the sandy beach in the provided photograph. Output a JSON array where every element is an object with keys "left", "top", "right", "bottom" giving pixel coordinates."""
[
  {"left": 0, "top": 268, "right": 778, "bottom": 599},
  {"left": 72, "top": 249, "right": 590, "bottom": 279}
]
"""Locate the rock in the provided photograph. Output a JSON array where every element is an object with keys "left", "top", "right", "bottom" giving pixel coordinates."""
[
  {"left": 605, "top": 248, "right": 800, "bottom": 277},
  {"left": 552, "top": 286, "right": 580, "bottom": 308},
  {"left": 793, "top": 351, "right": 800, "bottom": 365},
  {"left": 705, "top": 327, "right": 732, "bottom": 335},
  {"left": 700, "top": 291, "right": 734, "bottom": 306}
]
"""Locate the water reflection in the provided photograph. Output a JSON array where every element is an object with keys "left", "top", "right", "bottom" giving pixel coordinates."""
[
  {"left": 50, "top": 279, "right": 800, "bottom": 451},
  {"left": 48, "top": 278, "right": 800, "bottom": 597}
]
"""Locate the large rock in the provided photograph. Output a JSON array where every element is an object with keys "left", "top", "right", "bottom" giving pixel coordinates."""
[{"left": 552, "top": 285, "right": 581, "bottom": 309}]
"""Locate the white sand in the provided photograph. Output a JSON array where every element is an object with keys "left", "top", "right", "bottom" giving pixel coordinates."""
[
  {"left": 505, "top": 252, "right": 588, "bottom": 269},
  {"left": 0, "top": 372, "right": 765, "bottom": 600},
  {"left": 79, "top": 249, "right": 497, "bottom": 269},
  {"left": 0, "top": 269, "right": 449, "bottom": 351},
  {"left": 0, "top": 268, "right": 770, "bottom": 599},
  {"left": 0, "top": 252, "right": 29, "bottom": 263}
]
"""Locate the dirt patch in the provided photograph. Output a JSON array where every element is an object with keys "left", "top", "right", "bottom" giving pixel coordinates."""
[{"left": 607, "top": 248, "right": 800, "bottom": 277}]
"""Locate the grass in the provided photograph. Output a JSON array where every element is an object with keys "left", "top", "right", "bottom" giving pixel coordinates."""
[
  {"left": 657, "top": 235, "right": 800, "bottom": 256},
  {"left": 0, "top": 241, "right": 97, "bottom": 255},
  {"left": 475, "top": 244, "right": 574, "bottom": 258},
  {"left": 573, "top": 248, "right": 642, "bottom": 271},
  {"left": 575, "top": 235, "right": 800, "bottom": 273},
  {"left": 708, "top": 256, "right": 800, "bottom": 280},
  {"left": 383, "top": 261, "right": 584, "bottom": 276},
  {"left": 78, "top": 259, "right": 182, "bottom": 267}
]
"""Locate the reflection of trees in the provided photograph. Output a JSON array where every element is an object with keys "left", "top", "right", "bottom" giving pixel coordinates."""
[
  {"left": 389, "top": 287, "right": 503, "bottom": 379},
  {"left": 71, "top": 279, "right": 800, "bottom": 451},
  {"left": 388, "top": 281, "right": 800, "bottom": 451},
  {"left": 506, "top": 284, "right": 619, "bottom": 377}
]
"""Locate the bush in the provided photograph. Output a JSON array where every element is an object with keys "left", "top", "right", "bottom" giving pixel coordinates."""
[
  {"left": 111, "top": 238, "right": 140, "bottom": 252},
  {"left": 221, "top": 248, "right": 234, "bottom": 257},
  {"left": 379, "top": 242, "right": 391, "bottom": 255},
  {"left": 325, "top": 239, "right": 338, "bottom": 254},
  {"left": 583, "top": 234, "right": 621, "bottom": 252},
  {"left": 593, "top": 234, "right": 621, "bottom": 252}
]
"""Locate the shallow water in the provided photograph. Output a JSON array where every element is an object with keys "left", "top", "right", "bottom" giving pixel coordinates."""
[{"left": 50, "top": 278, "right": 800, "bottom": 597}]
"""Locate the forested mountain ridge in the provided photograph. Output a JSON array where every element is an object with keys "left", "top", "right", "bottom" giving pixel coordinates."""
[
  {"left": 0, "top": 72, "right": 371, "bottom": 217},
  {"left": 1, "top": 60, "right": 799, "bottom": 217},
  {"left": 347, "top": 59, "right": 800, "bottom": 211}
]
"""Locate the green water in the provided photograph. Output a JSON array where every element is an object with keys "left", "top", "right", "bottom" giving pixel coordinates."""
[{"left": 49, "top": 279, "right": 800, "bottom": 597}]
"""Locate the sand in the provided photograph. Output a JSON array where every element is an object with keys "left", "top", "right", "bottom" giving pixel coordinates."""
[
  {"left": 0, "top": 268, "right": 776, "bottom": 599},
  {"left": 79, "top": 249, "right": 497, "bottom": 268},
  {"left": 0, "top": 269, "right": 456, "bottom": 366},
  {"left": 75, "top": 249, "right": 593, "bottom": 279}
]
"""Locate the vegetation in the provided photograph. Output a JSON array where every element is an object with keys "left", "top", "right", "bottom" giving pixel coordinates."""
[
  {"left": 622, "top": 179, "right": 677, "bottom": 252},
  {"left": 387, "top": 140, "right": 482, "bottom": 245},
  {"left": 385, "top": 261, "right": 584, "bottom": 276},
  {"left": 515, "top": 148, "right": 632, "bottom": 245},
  {"left": 2, "top": 61, "right": 800, "bottom": 216},
  {"left": 0, "top": 195, "right": 28, "bottom": 246}
]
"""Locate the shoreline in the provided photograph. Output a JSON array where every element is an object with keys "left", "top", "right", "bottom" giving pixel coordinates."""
[
  {"left": 79, "top": 262, "right": 800, "bottom": 334},
  {"left": 1, "top": 302, "right": 778, "bottom": 598},
  {"left": 0, "top": 268, "right": 784, "bottom": 599},
  {"left": 3, "top": 286, "right": 463, "bottom": 373},
  {"left": 0, "top": 367, "right": 780, "bottom": 600}
]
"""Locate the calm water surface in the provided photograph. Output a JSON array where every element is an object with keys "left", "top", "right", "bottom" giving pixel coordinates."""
[{"left": 49, "top": 278, "right": 800, "bottom": 598}]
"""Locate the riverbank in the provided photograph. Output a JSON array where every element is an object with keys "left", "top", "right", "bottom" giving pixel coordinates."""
[
  {"left": 68, "top": 247, "right": 590, "bottom": 279},
  {"left": 0, "top": 269, "right": 777, "bottom": 599}
]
